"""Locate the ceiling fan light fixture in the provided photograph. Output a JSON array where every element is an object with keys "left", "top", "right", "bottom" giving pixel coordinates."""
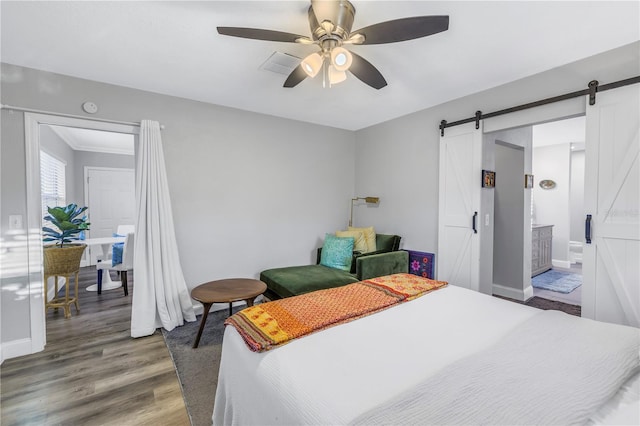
[
  {"left": 219, "top": 0, "right": 449, "bottom": 90},
  {"left": 328, "top": 65, "right": 347, "bottom": 85},
  {"left": 301, "top": 52, "right": 324, "bottom": 78},
  {"left": 331, "top": 46, "right": 352, "bottom": 71}
]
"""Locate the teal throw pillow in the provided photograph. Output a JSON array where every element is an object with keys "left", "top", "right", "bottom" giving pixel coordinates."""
[{"left": 320, "top": 233, "right": 354, "bottom": 271}]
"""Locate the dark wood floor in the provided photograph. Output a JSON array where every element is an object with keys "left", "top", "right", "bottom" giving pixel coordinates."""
[{"left": 0, "top": 267, "right": 190, "bottom": 425}]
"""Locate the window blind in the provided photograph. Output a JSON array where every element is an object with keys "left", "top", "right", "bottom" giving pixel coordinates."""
[{"left": 40, "top": 151, "right": 66, "bottom": 223}]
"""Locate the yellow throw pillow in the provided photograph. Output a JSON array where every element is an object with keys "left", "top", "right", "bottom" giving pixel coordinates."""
[
  {"left": 336, "top": 230, "right": 367, "bottom": 253},
  {"left": 348, "top": 226, "right": 376, "bottom": 253}
]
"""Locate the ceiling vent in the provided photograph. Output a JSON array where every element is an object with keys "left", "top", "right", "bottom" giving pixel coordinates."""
[{"left": 259, "top": 52, "right": 300, "bottom": 75}]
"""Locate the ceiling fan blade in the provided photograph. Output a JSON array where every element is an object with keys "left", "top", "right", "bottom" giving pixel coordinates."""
[
  {"left": 351, "top": 15, "right": 449, "bottom": 45},
  {"left": 283, "top": 65, "right": 308, "bottom": 88},
  {"left": 217, "top": 27, "right": 306, "bottom": 43},
  {"left": 349, "top": 52, "right": 387, "bottom": 90}
]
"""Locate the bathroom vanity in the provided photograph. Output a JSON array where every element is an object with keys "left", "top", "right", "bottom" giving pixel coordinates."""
[{"left": 532, "top": 224, "right": 553, "bottom": 277}]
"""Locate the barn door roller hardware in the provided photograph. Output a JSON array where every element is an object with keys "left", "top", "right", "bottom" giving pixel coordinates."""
[
  {"left": 475, "top": 111, "right": 482, "bottom": 129},
  {"left": 439, "top": 120, "right": 447, "bottom": 137},
  {"left": 588, "top": 80, "right": 599, "bottom": 105},
  {"left": 438, "top": 75, "right": 639, "bottom": 136}
]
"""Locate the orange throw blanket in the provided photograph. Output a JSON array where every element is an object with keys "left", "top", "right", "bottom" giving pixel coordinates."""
[{"left": 225, "top": 273, "right": 448, "bottom": 352}]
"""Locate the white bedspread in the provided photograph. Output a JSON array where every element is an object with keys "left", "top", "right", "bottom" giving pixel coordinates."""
[
  {"left": 212, "top": 285, "right": 640, "bottom": 425},
  {"left": 352, "top": 310, "right": 640, "bottom": 425}
]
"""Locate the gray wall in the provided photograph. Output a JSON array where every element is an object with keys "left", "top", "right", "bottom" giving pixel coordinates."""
[
  {"left": 1, "top": 109, "right": 30, "bottom": 342},
  {"left": 493, "top": 142, "right": 525, "bottom": 288},
  {"left": 533, "top": 144, "right": 571, "bottom": 263},
  {"left": 354, "top": 111, "right": 438, "bottom": 246}
]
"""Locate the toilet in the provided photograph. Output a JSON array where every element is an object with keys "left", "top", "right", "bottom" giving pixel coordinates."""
[{"left": 569, "top": 241, "right": 583, "bottom": 264}]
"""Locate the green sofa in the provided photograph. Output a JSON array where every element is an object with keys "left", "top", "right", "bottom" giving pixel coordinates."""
[{"left": 261, "top": 234, "right": 408, "bottom": 300}]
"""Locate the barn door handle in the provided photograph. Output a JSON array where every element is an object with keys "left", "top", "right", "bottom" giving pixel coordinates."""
[
  {"left": 585, "top": 214, "right": 592, "bottom": 244},
  {"left": 472, "top": 211, "right": 478, "bottom": 234}
]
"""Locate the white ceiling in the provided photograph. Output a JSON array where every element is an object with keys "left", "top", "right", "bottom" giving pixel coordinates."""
[
  {"left": 2, "top": 1, "right": 639, "bottom": 131},
  {"left": 532, "top": 116, "right": 586, "bottom": 148},
  {"left": 48, "top": 125, "right": 135, "bottom": 156}
]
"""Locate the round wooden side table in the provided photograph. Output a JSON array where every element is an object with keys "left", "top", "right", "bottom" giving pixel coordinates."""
[{"left": 190, "top": 278, "right": 267, "bottom": 348}]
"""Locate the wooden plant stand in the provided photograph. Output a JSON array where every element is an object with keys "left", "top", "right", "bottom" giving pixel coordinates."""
[{"left": 43, "top": 244, "right": 86, "bottom": 319}]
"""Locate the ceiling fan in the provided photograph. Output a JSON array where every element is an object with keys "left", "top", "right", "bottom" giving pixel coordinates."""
[{"left": 217, "top": 0, "right": 449, "bottom": 89}]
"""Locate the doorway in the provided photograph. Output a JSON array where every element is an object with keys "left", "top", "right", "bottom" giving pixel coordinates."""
[
  {"left": 25, "top": 112, "right": 138, "bottom": 350},
  {"left": 441, "top": 83, "right": 638, "bottom": 326},
  {"left": 531, "top": 116, "right": 585, "bottom": 307},
  {"left": 40, "top": 124, "right": 136, "bottom": 267}
]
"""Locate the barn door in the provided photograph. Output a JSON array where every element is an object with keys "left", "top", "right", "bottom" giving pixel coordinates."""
[
  {"left": 582, "top": 84, "right": 640, "bottom": 327},
  {"left": 437, "top": 122, "right": 482, "bottom": 291}
]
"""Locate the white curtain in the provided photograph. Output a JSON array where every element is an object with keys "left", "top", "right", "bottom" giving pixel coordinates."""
[{"left": 131, "top": 120, "right": 196, "bottom": 338}]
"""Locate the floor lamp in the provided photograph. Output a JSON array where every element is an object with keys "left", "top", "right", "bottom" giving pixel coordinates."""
[{"left": 349, "top": 197, "right": 379, "bottom": 227}]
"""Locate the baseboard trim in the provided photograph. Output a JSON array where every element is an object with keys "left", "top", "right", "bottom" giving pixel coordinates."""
[
  {"left": 492, "top": 283, "right": 533, "bottom": 302},
  {"left": 1, "top": 338, "right": 35, "bottom": 361},
  {"left": 552, "top": 259, "right": 572, "bottom": 269}
]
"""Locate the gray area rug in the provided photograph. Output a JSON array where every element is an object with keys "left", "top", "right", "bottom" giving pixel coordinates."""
[{"left": 162, "top": 307, "right": 243, "bottom": 426}]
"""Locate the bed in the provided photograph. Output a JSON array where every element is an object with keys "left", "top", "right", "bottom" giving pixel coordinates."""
[{"left": 212, "top": 275, "right": 640, "bottom": 425}]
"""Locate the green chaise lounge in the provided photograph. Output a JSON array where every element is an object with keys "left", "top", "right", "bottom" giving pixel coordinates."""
[{"left": 260, "top": 234, "right": 408, "bottom": 300}]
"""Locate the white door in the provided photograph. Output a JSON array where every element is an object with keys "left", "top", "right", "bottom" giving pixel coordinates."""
[
  {"left": 583, "top": 84, "right": 640, "bottom": 327},
  {"left": 437, "top": 122, "right": 482, "bottom": 291},
  {"left": 86, "top": 167, "right": 135, "bottom": 265}
]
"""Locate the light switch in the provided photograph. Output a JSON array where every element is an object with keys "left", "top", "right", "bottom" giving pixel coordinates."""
[
  {"left": 9, "top": 215, "right": 23, "bottom": 229},
  {"left": 485, "top": 214, "right": 490, "bottom": 226}
]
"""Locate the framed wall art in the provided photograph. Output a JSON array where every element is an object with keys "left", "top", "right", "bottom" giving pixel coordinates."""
[{"left": 482, "top": 170, "right": 495, "bottom": 188}]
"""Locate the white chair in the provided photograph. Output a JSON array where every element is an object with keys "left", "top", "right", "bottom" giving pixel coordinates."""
[
  {"left": 97, "top": 232, "right": 134, "bottom": 296},
  {"left": 116, "top": 224, "right": 135, "bottom": 235}
]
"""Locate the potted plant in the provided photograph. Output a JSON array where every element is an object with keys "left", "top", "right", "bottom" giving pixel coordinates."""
[{"left": 42, "top": 203, "right": 90, "bottom": 275}]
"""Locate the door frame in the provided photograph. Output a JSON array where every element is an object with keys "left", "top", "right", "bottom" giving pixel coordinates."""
[
  {"left": 481, "top": 99, "right": 586, "bottom": 300},
  {"left": 23, "top": 113, "right": 138, "bottom": 355}
]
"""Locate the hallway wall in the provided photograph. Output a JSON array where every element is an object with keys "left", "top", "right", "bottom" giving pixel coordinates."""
[{"left": 533, "top": 143, "right": 571, "bottom": 265}]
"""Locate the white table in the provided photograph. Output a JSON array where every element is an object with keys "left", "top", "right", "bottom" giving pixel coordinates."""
[{"left": 82, "top": 236, "right": 126, "bottom": 292}]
